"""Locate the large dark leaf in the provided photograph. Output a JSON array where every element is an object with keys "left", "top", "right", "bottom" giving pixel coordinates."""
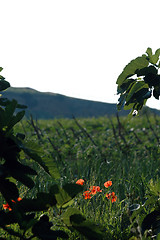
[
  {"left": 18, "top": 193, "right": 57, "bottom": 212},
  {"left": 141, "top": 210, "right": 160, "bottom": 236},
  {"left": 116, "top": 56, "right": 149, "bottom": 87},
  {"left": 63, "top": 183, "right": 83, "bottom": 198},
  {"left": 0, "top": 80, "right": 10, "bottom": 91},
  {"left": 125, "top": 81, "right": 148, "bottom": 103},
  {"left": 0, "top": 98, "right": 27, "bottom": 109},
  {"left": 144, "top": 73, "right": 160, "bottom": 88},
  {"left": 32, "top": 214, "right": 68, "bottom": 239},
  {"left": 0, "top": 210, "right": 17, "bottom": 226},
  {"left": 153, "top": 86, "right": 160, "bottom": 100},
  {"left": 117, "top": 78, "right": 135, "bottom": 94},
  {"left": 6, "top": 161, "right": 37, "bottom": 175},
  {"left": 11, "top": 171, "right": 35, "bottom": 189},
  {"left": 21, "top": 141, "right": 60, "bottom": 179},
  {"left": 50, "top": 183, "right": 83, "bottom": 208},
  {"left": 7, "top": 110, "right": 25, "bottom": 131},
  {"left": 135, "top": 65, "right": 158, "bottom": 77},
  {"left": 0, "top": 179, "right": 19, "bottom": 202},
  {"left": 63, "top": 207, "right": 105, "bottom": 240}
]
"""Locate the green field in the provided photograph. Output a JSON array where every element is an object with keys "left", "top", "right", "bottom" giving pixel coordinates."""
[{"left": 1, "top": 112, "right": 160, "bottom": 239}]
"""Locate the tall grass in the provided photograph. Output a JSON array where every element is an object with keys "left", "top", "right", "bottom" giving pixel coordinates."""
[{"left": 3, "top": 112, "right": 160, "bottom": 239}]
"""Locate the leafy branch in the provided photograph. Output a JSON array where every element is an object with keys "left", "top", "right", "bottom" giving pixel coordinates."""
[{"left": 116, "top": 47, "right": 160, "bottom": 115}]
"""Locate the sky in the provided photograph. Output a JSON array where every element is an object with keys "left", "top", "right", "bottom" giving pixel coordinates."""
[{"left": 1, "top": 0, "right": 160, "bottom": 110}]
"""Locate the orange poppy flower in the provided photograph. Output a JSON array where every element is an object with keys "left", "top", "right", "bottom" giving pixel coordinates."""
[
  {"left": 111, "top": 195, "right": 117, "bottom": 203},
  {"left": 106, "top": 192, "right": 117, "bottom": 203},
  {"left": 83, "top": 191, "right": 92, "bottom": 199},
  {"left": 76, "top": 179, "right": 85, "bottom": 185},
  {"left": 3, "top": 203, "right": 12, "bottom": 211},
  {"left": 95, "top": 186, "right": 102, "bottom": 193},
  {"left": 104, "top": 181, "right": 112, "bottom": 188},
  {"left": 3, "top": 197, "right": 22, "bottom": 211},
  {"left": 90, "top": 186, "right": 102, "bottom": 195}
]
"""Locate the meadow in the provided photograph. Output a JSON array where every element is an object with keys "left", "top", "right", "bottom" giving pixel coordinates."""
[{"left": 1, "top": 111, "right": 160, "bottom": 239}]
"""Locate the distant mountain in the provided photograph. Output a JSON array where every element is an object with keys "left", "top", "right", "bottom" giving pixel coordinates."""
[{"left": 2, "top": 87, "right": 159, "bottom": 119}]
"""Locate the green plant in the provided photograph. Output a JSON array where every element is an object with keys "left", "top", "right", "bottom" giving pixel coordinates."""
[
  {"left": 116, "top": 48, "right": 160, "bottom": 239},
  {"left": 117, "top": 47, "right": 160, "bottom": 115},
  {"left": 0, "top": 67, "right": 106, "bottom": 239}
]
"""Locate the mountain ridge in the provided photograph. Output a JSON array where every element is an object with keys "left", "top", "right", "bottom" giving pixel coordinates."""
[{"left": 2, "top": 87, "right": 158, "bottom": 119}]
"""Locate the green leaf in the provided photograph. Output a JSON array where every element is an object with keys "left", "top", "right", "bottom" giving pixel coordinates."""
[
  {"left": 32, "top": 214, "right": 69, "bottom": 239},
  {"left": 125, "top": 81, "right": 148, "bottom": 103},
  {"left": 7, "top": 161, "right": 37, "bottom": 176},
  {"left": 0, "top": 80, "right": 10, "bottom": 91},
  {"left": 20, "top": 141, "right": 50, "bottom": 172},
  {"left": 11, "top": 171, "right": 35, "bottom": 189},
  {"left": 0, "top": 98, "right": 27, "bottom": 109},
  {"left": 123, "top": 102, "right": 135, "bottom": 110},
  {"left": 146, "top": 47, "right": 152, "bottom": 57},
  {"left": 116, "top": 56, "right": 149, "bottom": 87},
  {"left": 63, "top": 207, "right": 105, "bottom": 240},
  {"left": 5, "top": 99, "right": 18, "bottom": 116},
  {"left": 149, "top": 179, "right": 160, "bottom": 197},
  {"left": 146, "top": 47, "right": 160, "bottom": 64},
  {"left": 71, "top": 219, "right": 105, "bottom": 240},
  {"left": 52, "top": 186, "right": 72, "bottom": 208},
  {"left": 0, "top": 179, "right": 19, "bottom": 203},
  {"left": 141, "top": 210, "right": 160, "bottom": 236},
  {"left": 6, "top": 111, "right": 25, "bottom": 132},
  {"left": 0, "top": 211, "right": 17, "bottom": 226},
  {"left": 18, "top": 193, "right": 57, "bottom": 212},
  {"left": 153, "top": 86, "right": 160, "bottom": 99},
  {"left": 62, "top": 207, "right": 85, "bottom": 226},
  {"left": 117, "top": 78, "right": 135, "bottom": 94},
  {"left": 21, "top": 141, "right": 60, "bottom": 179},
  {"left": 41, "top": 156, "right": 60, "bottom": 179},
  {"left": 63, "top": 183, "right": 83, "bottom": 198},
  {"left": 0, "top": 164, "right": 8, "bottom": 178},
  {"left": 117, "top": 93, "right": 126, "bottom": 110},
  {"left": 50, "top": 183, "right": 83, "bottom": 208},
  {"left": 135, "top": 65, "right": 158, "bottom": 77}
]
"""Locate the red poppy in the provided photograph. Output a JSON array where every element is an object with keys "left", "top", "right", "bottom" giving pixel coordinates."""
[
  {"left": 3, "top": 203, "right": 12, "bottom": 211},
  {"left": 83, "top": 191, "right": 92, "bottom": 199},
  {"left": 106, "top": 192, "right": 117, "bottom": 203},
  {"left": 76, "top": 179, "right": 85, "bottom": 185},
  {"left": 3, "top": 197, "right": 22, "bottom": 211},
  {"left": 104, "top": 181, "right": 112, "bottom": 188},
  {"left": 90, "top": 186, "right": 102, "bottom": 195},
  {"left": 95, "top": 186, "right": 102, "bottom": 193}
]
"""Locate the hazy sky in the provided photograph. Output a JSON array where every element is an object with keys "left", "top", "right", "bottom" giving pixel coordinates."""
[{"left": 1, "top": 0, "right": 160, "bottom": 109}]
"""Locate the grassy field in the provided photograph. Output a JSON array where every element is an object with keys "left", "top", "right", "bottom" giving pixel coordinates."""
[{"left": 1, "top": 112, "right": 160, "bottom": 239}]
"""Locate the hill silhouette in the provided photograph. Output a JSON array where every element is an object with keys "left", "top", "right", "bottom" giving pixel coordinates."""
[{"left": 2, "top": 87, "right": 158, "bottom": 119}]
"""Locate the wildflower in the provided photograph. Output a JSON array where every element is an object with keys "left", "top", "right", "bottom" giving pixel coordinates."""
[
  {"left": 83, "top": 191, "right": 92, "bottom": 199},
  {"left": 76, "top": 179, "right": 85, "bottom": 185},
  {"left": 3, "top": 203, "right": 12, "bottom": 211},
  {"left": 104, "top": 181, "right": 112, "bottom": 188},
  {"left": 3, "top": 197, "right": 22, "bottom": 211},
  {"left": 106, "top": 192, "right": 117, "bottom": 203},
  {"left": 95, "top": 186, "right": 102, "bottom": 193},
  {"left": 89, "top": 186, "right": 102, "bottom": 195}
]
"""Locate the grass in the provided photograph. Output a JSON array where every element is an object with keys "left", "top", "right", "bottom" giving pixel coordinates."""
[{"left": 1, "top": 112, "right": 160, "bottom": 239}]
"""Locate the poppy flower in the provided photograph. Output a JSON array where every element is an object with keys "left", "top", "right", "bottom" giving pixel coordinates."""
[
  {"left": 3, "top": 197, "right": 22, "bottom": 211},
  {"left": 89, "top": 186, "right": 102, "bottom": 195},
  {"left": 95, "top": 186, "right": 102, "bottom": 193},
  {"left": 106, "top": 192, "right": 117, "bottom": 203},
  {"left": 104, "top": 181, "right": 112, "bottom": 188},
  {"left": 76, "top": 179, "right": 85, "bottom": 185},
  {"left": 83, "top": 191, "right": 92, "bottom": 199},
  {"left": 3, "top": 203, "right": 12, "bottom": 211}
]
